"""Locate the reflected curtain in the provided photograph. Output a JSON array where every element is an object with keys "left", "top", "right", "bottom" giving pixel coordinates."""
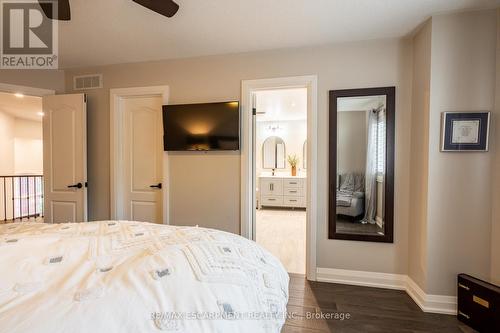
[{"left": 363, "top": 110, "right": 378, "bottom": 224}]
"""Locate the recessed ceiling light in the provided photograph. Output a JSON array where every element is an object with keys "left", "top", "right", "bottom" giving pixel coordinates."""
[
  {"left": 291, "top": 102, "right": 296, "bottom": 107},
  {"left": 14, "top": 93, "right": 24, "bottom": 98},
  {"left": 37, "top": 112, "right": 45, "bottom": 117}
]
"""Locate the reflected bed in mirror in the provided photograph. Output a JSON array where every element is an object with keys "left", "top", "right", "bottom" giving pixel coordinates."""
[{"left": 329, "top": 87, "right": 395, "bottom": 243}]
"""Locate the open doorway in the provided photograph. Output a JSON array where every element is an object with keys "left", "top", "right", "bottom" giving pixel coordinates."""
[
  {"left": 0, "top": 91, "right": 44, "bottom": 223},
  {"left": 0, "top": 84, "right": 90, "bottom": 224},
  {"left": 241, "top": 75, "right": 318, "bottom": 280},
  {"left": 255, "top": 88, "right": 308, "bottom": 274}
]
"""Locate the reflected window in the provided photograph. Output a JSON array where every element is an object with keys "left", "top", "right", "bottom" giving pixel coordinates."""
[{"left": 376, "top": 109, "right": 386, "bottom": 176}]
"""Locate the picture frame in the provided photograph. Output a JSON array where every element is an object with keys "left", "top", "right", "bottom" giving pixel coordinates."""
[{"left": 441, "top": 112, "right": 491, "bottom": 152}]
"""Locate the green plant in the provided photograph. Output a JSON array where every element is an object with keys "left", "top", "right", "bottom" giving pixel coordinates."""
[{"left": 287, "top": 154, "right": 299, "bottom": 168}]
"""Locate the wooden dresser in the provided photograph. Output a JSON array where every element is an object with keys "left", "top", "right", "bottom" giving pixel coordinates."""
[
  {"left": 457, "top": 274, "right": 499, "bottom": 332},
  {"left": 258, "top": 175, "right": 306, "bottom": 208}
]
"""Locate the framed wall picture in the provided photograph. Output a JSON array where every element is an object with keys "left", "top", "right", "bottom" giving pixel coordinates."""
[{"left": 441, "top": 112, "right": 490, "bottom": 152}]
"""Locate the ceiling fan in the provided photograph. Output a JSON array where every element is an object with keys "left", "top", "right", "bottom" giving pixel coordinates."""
[{"left": 38, "top": 0, "right": 180, "bottom": 21}]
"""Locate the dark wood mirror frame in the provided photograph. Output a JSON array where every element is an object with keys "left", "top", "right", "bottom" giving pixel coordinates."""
[{"left": 329, "top": 87, "right": 395, "bottom": 243}]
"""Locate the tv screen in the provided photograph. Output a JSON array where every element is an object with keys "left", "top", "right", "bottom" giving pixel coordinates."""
[{"left": 162, "top": 101, "right": 240, "bottom": 151}]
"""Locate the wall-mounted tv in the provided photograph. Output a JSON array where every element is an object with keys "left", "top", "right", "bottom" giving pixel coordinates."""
[{"left": 162, "top": 101, "right": 240, "bottom": 151}]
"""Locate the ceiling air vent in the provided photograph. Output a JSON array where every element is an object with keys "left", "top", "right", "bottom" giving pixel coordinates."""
[{"left": 73, "top": 74, "right": 103, "bottom": 90}]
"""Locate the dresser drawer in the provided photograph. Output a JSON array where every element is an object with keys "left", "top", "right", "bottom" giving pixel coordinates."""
[
  {"left": 284, "top": 188, "right": 302, "bottom": 196},
  {"left": 457, "top": 274, "right": 500, "bottom": 332},
  {"left": 283, "top": 178, "right": 302, "bottom": 188},
  {"left": 283, "top": 196, "right": 304, "bottom": 207},
  {"left": 260, "top": 178, "right": 283, "bottom": 196},
  {"left": 261, "top": 196, "right": 283, "bottom": 206}
]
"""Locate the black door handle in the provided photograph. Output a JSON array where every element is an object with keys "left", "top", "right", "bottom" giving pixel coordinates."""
[
  {"left": 68, "top": 183, "right": 83, "bottom": 189},
  {"left": 150, "top": 183, "right": 162, "bottom": 189}
]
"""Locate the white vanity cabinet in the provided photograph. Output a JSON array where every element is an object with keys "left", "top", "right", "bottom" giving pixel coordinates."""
[{"left": 259, "top": 176, "right": 306, "bottom": 208}]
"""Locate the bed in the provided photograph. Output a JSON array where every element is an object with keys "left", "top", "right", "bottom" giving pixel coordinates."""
[{"left": 0, "top": 221, "right": 289, "bottom": 333}]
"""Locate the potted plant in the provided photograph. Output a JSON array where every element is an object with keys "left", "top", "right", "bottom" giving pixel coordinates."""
[{"left": 287, "top": 154, "right": 299, "bottom": 176}]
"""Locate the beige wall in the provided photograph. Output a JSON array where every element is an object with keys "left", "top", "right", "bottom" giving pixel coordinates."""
[
  {"left": 337, "top": 111, "right": 367, "bottom": 175},
  {"left": 426, "top": 10, "right": 497, "bottom": 295},
  {"left": 0, "top": 111, "right": 14, "bottom": 221},
  {"left": 65, "top": 38, "right": 413, "bottom": 274},
  {"left": 0, "top": 111, "right": 15, "bottom": 174},
  {"left": 0, "top": 113, "right": 43, "bottom": 220},
  {"left": 14, "top": 118, "right": 43, "bottom": 175},
  {"left": 0, "top": 70, "right": 65, "bottom": 93},
  {"left": 0, "top": 113, "right": 43, "bottom": 175},
  {"left": 491, "top": 9, "right": 500, "bottom": 286},
  {"left": 408, "top": 19, "right": 432, "bottom": 292}
]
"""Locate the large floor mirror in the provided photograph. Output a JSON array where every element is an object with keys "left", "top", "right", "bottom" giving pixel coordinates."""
[{"left": 329, "top": 87, "right": 395, "bottom": 243}]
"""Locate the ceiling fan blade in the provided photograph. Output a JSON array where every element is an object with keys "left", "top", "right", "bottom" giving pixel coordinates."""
[
  {"left": 133, "top": 0, "right": 179, "bottom": 18},
  {"left": 38, "top": 0, "right": 71, "bottom": 21}
]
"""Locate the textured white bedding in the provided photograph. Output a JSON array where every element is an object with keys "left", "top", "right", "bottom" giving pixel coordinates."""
[{"left": 0, "top": 221, "right": 289, "bottom": 333}]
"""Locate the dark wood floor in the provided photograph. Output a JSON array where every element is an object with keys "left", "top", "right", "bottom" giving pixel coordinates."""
[
  {"left": 283, "top": 274, "right": 476, "bottom": 333},
  {"left": 336, "top": 217, "right": 384, "bottom": 236}
]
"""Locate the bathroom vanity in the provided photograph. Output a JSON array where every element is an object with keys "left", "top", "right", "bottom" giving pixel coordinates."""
[{"left": 258, "top": 175, "right": 307, "bottom": 209}]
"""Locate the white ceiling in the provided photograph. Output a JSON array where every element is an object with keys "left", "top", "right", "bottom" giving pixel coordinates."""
[
  {"left": 256, "top": 88, "right": 307, "bottom": 122},
  {"left": 338, "top": 95, "right": 386, "bottom": 112},
  {"left": 0, "top": 92, "right": 43, "bottom": 122},
  {"left": 57, "top": 0, "right": 500, "bottom": 68}
]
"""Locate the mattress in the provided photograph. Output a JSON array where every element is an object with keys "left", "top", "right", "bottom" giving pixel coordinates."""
[{"left": 0, "top": 221, "right": 289, "bottom": 333}]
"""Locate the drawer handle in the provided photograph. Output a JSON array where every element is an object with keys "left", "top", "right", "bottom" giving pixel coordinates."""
[
  {"left": 458, "top": 311, "right": 470, "bottom": 319},
  {"left": 289, "top": 182, "right": 297, "bottom": 185},
  {"left": 289, "top": 190, "right": 297, "bottom": 193},
  {"left": 289, "top": 200, "right": 297, "bottom": 202},
  {"left": 458, "top": 283, "right": 470, "bottom": 291},
  {"left": 473, "top": 295, "right": 490, "bottom": 308},
  {"left": 268, "top": 199, "right": 276, "bottom": 201}
]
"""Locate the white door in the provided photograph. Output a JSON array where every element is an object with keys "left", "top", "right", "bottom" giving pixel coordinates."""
[
  {"left": 121, "top": 96, "right": 163, "bottom": 223},
  {"left": 43, "top": 94, "right": 87, "bottom": 223}
]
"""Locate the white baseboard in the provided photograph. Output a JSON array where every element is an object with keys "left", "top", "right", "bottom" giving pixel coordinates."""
[
  {"left": 405, "top": 278, "right": 457, "bottom": 315},
  {"left": 316, "top": 267, "right": 407, "bottom": 290},
  {"left": 316, "top": 267, "right": 457, "bottom": 315}
]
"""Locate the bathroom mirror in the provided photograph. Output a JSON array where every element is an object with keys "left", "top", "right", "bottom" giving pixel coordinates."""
[
  {"left": 262, "top": 136, "right": 286, "bottom": 169},
  {"left": 303, "top": 140, "right": 307, "bottom": 169},
  {"left": 329, "top": 87, "right": 395, "bottom": 243}
]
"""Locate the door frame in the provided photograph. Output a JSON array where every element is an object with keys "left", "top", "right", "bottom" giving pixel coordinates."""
[
  {"left": 241, "top": 75, "right": 318, "bottom": 281},
  {"left": 0, "top": 83, "right": 54, "bottom": 222},
  {"left": 0, "top": 82, "right": 54, "bottom": 97},
  {"left": 110, "top": 86, "right": 170, "bottom": 224}
]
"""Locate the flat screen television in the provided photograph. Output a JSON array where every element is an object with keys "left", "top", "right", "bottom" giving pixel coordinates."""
[{"left": 162, "top": 101, "right": 240, "bottom": 151}]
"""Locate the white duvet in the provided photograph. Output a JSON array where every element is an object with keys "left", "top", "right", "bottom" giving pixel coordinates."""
[{"left": 0, "top": 221, "right": 289, "bottom": 333}]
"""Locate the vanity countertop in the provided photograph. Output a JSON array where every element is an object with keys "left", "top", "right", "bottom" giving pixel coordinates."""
[{"left": 259, "top": 173, "right": 307, "bottom": 178}]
